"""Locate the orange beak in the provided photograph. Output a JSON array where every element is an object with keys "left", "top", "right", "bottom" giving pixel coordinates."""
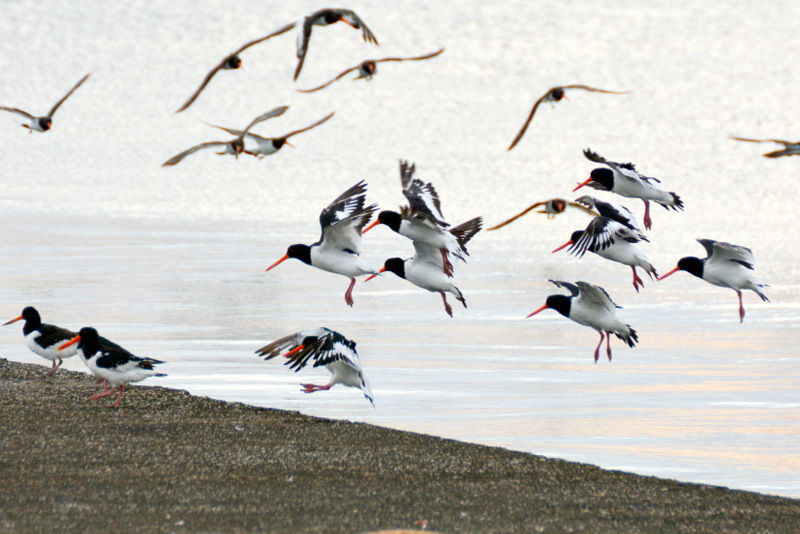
[
  {"left": 3, "top": 315, "right": 23, "bottom": 326},
  {"left": 364, "top": 266, "right": 387, "bottom": 282},
  {"left": 266, "top": 254, "right": 289, "bottom": 272},
  {"left": 526, "top": 304, "right": 549, "bottom": 318},
  {"left": 59, "top": 334, "right": 81, "bottom": 351},
  {"left": 285, "top": 140, "right": 295, "bottom": 148},
  {"left": 552, "top": 240, "right": 572, "bottom": 253},
  {"left": 283, "top": 345, "right": 304, "bottom": 358},
  {"left": 572, "top": 177, "right": 593, "bottom": 192},
  {"left": 656, "top": 266, "right": 681, "bottom": 281},
  {"left": 362, "top": 220, "right": 381, "bottom": 234}
]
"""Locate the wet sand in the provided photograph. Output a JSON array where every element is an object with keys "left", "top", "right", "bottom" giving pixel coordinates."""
[{"left": 1, "top": 358, "right": 798, "bottom": 533}]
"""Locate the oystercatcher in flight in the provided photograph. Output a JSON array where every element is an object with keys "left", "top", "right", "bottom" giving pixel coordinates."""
[{"left": 1, "top": 73, "right": 90, "bottom": 132}]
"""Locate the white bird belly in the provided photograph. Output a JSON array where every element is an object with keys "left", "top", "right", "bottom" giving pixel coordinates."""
[{"left": 25, "top": 331, "right": 76, "bottom": 361}]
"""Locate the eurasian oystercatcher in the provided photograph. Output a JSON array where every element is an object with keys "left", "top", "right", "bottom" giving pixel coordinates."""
[
  {"left": 1, "top": 73, "right": 90, "bottom": 133},
  {"left": 573, "top": 149, "right": 683, "bottom": 230},
  {"left": 729, "top": 136, "right": 800, "bottom": 158},
  {"left": 362, "top": 160, "right": 482, "bottom": 276},
  {"left": 294, "top": 8, "right": 378, "bottom": 81},
  {"left": 296, "top": 48, "right": 444, "bottom": 92},
  {"left": 573, "top": 195, "right": 644, "bottom": 234},
  {"left": 366, "top": 241, "right": 467, "bottom": 317},
  {"left": 527, "top": 280, "right": 638, "bottom": 363},
  {"left": 487, "top": 198, "right": 598, "bottom": 231},
  {"left": 204, "top": 110, "right": 334, "bottom": 158},
  {"left": 162, "top": 107, "right": 288, "bottom": 166},
  {"left": 3, "top": 307, "right": 77, "bottom": 376},
  {"left": 266, "top": 181, "right": 378, "bottom": 307},
  {"left": 552, "top": 217, "right": 657, "bottom": 292},
  {"left": 507, "top": 85, "right": 627, "bottom": 150},
  {"left": 59, "top": 327, "right": 166, "bottom": 408},
  {"left": 175, "top": 22, "right": 297, "bottom": 113},
  {"left": 255, "top": 327, "right": 374, "bottom": 405},
  {"left": 657, "top": 238, "right": 769, "bottom": 322}
]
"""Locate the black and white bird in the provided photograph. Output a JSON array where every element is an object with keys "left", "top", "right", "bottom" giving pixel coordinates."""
[
  {"left": 296, "top": 48, "right": 444, "bottom": 92},
  {"left": 552, "top": 217, "right": 657, "bottom": 292},
  {"left": 162, "top": 107, "right": 288, "bottom": 166},
  {"left": 487, "top": 198, "right": 598, "bottom": 231},
  {"left": 176, "top": 22, "right": 297, "bottom": 113},
  {"left": 3, "top": 307, "right": 77, "bottom": 376},
  {"left": 204, "top": 110, "right": 333, "bottom": 158},
  {"left": 366, "top": 241, "right": 467, "bottom": 317},
  {"left": 729, "top": 136, "right": 800, "bottom": 158},
  {"left": 294, "top": 8, "right": 378, "bottom": 81},
  {"left": 255, "top": 327, "right": 373, "bottom": 405},
  {"left": 573, "top": 149, "right": 683, "bottom": 230},
  {"left": 573, "top": 195, "right": 644, "bottom": 234},
  {"left": 527, "top": 280, "right": 638, "bottom": 363},
  {"left": 266, "top": 181, "right": 378, "bottom": 307},
  {"left": 507, "top": 85, "right": 627, "bottom": 150},
  {"left": 59, "top": 327, "right": 166, "bottom": 408},
  {"left": 0, "top": 73, "right": 90, "bottom": 132},
  {"left": 362, "top": 160, "right": 482, "bottom": 276},
  {"left": 657, "top": 239, "right": 769, "bottom": 322}
]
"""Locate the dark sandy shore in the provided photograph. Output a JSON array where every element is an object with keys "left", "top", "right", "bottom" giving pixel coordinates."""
[{"left": 1, "top": 358, "right": 798, "bottom": 533}]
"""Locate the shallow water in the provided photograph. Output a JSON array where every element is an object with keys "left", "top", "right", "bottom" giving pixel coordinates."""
[{"left": 1, "top": 0, "right": 799, "bottom": 497}]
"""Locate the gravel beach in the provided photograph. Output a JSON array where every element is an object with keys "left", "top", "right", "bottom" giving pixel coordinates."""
[{"left": 1, "top": 358, "right": 798, "bottom": 533}]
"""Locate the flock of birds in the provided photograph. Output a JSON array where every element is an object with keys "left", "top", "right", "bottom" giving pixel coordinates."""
[{"left": 2, "top": 7, "right": 783, "bottom": 407}]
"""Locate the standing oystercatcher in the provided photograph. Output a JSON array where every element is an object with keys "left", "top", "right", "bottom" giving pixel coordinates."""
[
  {"left": 60, "top": 327, "right": 166, "bottom": 408},
  {"left": 255, "top": 327, "right": 374, "bottom": 405},
  {"left": 266, "top": 181, "right": 378, "bottom": 307},
  {"left": 527, "top": 280, "right": 638, "bottom": 362},
  {"left": 507, "top": 85, "right": 627, "bottom": 150},
  {"left": 1, "top": 73, "right": 90, "bottom": 133},
  {"left": 573, "top": 149, "right": 683, "bottom": 230},
  {"left": 366, "top": 241, "right": 467, "bottom": 317},
  {"left": 4, "top": 306, "right": 77, "bottom": 376},
  {"left": 362, "top": 160, "right": 482, "bottom": 276},
  {"left": 657, "top": 239, "right": 769, "bottom": 322},
  {"left": 552, "top": 217, "right": 657, "bottom": 292},
  {"left": 294, "top": 8, "right": 378, "bottom": 81}
]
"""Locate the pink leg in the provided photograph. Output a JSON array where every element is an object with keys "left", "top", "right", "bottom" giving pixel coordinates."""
[
  {"left": 47, "top": 359, "right": 63, "bottom": 377},
  {"left": 90, "top": 386, "right": 116, "bottom": 400},
  {"left": 631, "top": 266, "right": 645, "bottom": 292},
  {"left": 301, "top": 383, "right": 332, "bottom": 393},
  {"left": 606, "top": 331, "right": 612, "bottom": 361},
  {"left": 344, "top": 278, "right": 356, "bottom": 307},
  {"left": 440, "top": 249, "right": 453, "bottom": 277},
  {"left": 108, "top": 385, "right": 124, "bottom": 408},
  {"left": 593, "top": 331, "right": 605, "bottom": 363},
  {"left": 95, "top": 377, "right": 104, "bottom": 384},
  {"left": 643, "top": 201, "right": 652, "bottom": 230},
  {"left": 737, "top": 290, "right": 745, "bottom": 323},
  {"left": 440, "top": 291, "right": 453, "bottom": 317}
]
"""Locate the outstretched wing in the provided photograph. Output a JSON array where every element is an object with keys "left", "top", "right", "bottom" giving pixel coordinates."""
[
  {"left": 286, "top": 330, "right": 361, "bottom": 373},
  {"left": 698, "top": 238, "right": 755, "bottom": 269},
  {"left": 559, "top": 84, "right": 628, "bottom": 95},
  {"left": 548, "top": 279, "right": 580, "bottom": 297},
  {"left": 401, "top": 171, "right": 447, "bottom": 227},
  {"left": 507, "top": 91, "right": 550, "bottom": 151},
  {"left": 234, "top": 21, "right": 297, "bottom": 55},
  {"left": 729, "top": 135, "right": 796, "bottom": 146},
  {"left": 283, "top": 111, "right": 335, "bottom": 139},
  {"left": 412, "top": 240, "right": 446, "bottom": 270},
  {"left": 570, "top": 217, "right": 643, "bottom": 258},
  {"left": 0, "top": 106, "right": 35, "bottom": 120},
  {"left": 486, "top": 201, "right": 548, "bottom": 231},
  {"left": 296, "top": 64, "right": 361, "bottom": 93},
  {"left": 374, "top": 47, "right": 445, "bottom": 64},
  {"left": 575, "top": 281, "right": 619, "bottom": 311},
  {"left": 318, "top": 180, "right": 377, "bottom": 252},
  {"left": 565, "top": 201, "right": 600, "bottom": 217},
  {"left": 162, "top": 141, "right": 228, "bottom": 167},
  {"left": 47, "top": 73, "right": 91, "bottom": 118},
  {"left": 337, "top": 9, "right": 379, "bottom": 45}
]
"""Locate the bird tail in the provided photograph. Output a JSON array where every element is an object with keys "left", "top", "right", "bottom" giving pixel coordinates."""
[
  {"left": 451, "top": 285, "right": 467, "bottom": 308},
  {"left": 752, "top": 284, "right": 770, "bottom": 302},
  {"left": 361, "top": 376, "right": 375, "bottom": 408},
  {"left": 615, "top": 326, "right": 638, "bottom": 348},
  {"left": 658, "top": 192, "right": 684, "bottom": 211},
  {"left": 449, "top": 216, "right": 483, "bottom": 258}
]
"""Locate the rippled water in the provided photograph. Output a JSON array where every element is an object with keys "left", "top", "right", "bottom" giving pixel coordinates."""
[{"left": 1, "top": 0, "right": 799, "bottom": 497}]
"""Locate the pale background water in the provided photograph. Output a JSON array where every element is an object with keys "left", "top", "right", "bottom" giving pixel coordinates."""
[{"left": 1, "top": 1, "right": 799, "bottom": 498}]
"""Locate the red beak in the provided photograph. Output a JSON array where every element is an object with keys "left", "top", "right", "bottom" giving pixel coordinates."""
[
  {"left": 364, "top": 266, "right": 387, "bottom": 282},
  {"left": 362, "top": 220, "right": 381, "bottom": 234},
  {"left": 266, "top": 254, "right": 289, "bottom": 272},
  {"left": 572, "top": 177, "right": 593, "bottom": 192},
  {"left": 3, "top": 315, "right": 23, "bottom": 326},
  {"left": 552, "top": 240, "right": 572, "bottom": 253},
  {"left": 656, "top": 266, "right": 681, "bottom": 281},
  {"left": 283, "top": 345, "right": 304, "bottom": 358},
  {"left": 59, "top": 334, "right": 81, "bottom": 351},
  {"left": 526, "top": 304, "right": 549, "bottom": 318}
]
